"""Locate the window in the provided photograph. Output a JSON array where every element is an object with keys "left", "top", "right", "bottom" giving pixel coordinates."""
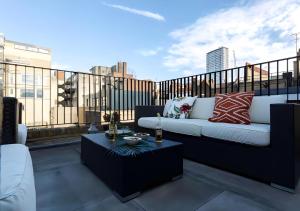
[
  {"left": 20, "top": 89, "right": 34, "bottom": 98},
  {"left": 22, "top": 75, "right": 33, "bottom": 84},
  {"left": 36, "top": 89, "right": 43, "bottom": 98},
  {"left": 10, "top": 89, "right": 14, "bottom": 95}
]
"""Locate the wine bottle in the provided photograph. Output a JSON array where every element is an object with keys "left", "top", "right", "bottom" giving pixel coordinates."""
[
  {"left": 155, "top": 113, "right": 163, "bottom": 142},
  {"left": 108, "top": 114, "right": 116, "bottom": 140}
]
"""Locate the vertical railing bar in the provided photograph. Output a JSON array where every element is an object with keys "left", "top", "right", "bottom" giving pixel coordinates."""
[
  {"left": 286, "top": 59, "right": 289, "bottom": 101},
  {"left": 63, "top": 70, "right": 66, "bottom": 124},
  {"left": 244, "top": 66, "right": 247, "bottom": 92},
  {"left": 225, "top": 70, "right": 227, "bottom": 94},
  {"left": 297, "top": 58, "right": 299, "bottom": 101},
  {"left": 195, "top": 76, "right": 198, "bottom": 96},
  {"left": 50, "top": 69, "right": 52, "bottom": 125},
  {"left": 268, "top": 62, "right": 270, "bottom": 96},
  {"left": 214, "top": 73, "right": 217, "bottom": 96},
  {"left": 204, "top": 74, "right": 207, "bottom": 97},
  {"left": 237, "top": 68, "right": 240, "bottom": 92},
  {"left": 33, "top": 67, "right": 36, "bottom": 126},
  {"left": 70, "top": 73, "right": 73, "bottom": 124},
  {"left": 89, "top": 74, "right": 91, "bottom": 124},
  {"left": 131, "top": 78, "right": 133, "bottom": 119},
  {"left": 276, "top": 61, "right": 279, "bottom": 95},
  {"left": 127, "top": 78, "right": 129, "bottom": 120},
  {"left": 56, "top": 70, "right": 58, "bottom": 125},
  {"left": 122, "top": 77, "right": 124, "bottom": 121},
  {"left": 15, "top": 65, "right": 17, "bottom": 98},
  {"left": 104, "top": 76, "right": 107, "bottom": 118},
  {"left": 260, "top": 64, "right": 262, "bottom": 96},
  {"left": 118, "top": 77, "right": 121, "bottom": 120},
  {"left": 99, "top": 75, "right": 102, "bottom": 125},
  {"left": 41, "top": 68, "right": 44, "bottom": 125},
  {"left": 251, "top": 65, "right": 254, "bottom": 92},
  {"left": 220, "top": 71, "right": 222, "bottom": 94},
  {"left": 199, "top": 75, "right": 202, "bottom": 97},
  {"left": 76, "top": 73, "right": 79, "bottom": 125},
  {"left": 231, "top": 69, "right": 234, "bottom": 93}
]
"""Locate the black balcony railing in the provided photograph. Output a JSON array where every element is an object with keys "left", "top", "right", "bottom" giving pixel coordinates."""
[
  {"left": 158, "top": 56, "right": 300, "bottom": 105},
  {"left": 1, "top": 56, "right": 299, "bottom": 128},
  {"left": 1, "top": 63, "right": 156, "bottom": 127}
]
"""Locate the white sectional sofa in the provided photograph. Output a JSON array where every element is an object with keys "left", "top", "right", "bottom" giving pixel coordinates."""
[
  {"left": 0, "top": 144, "right": 36, "bottom": 211},
  {"left": 0, "top": 97, "right": 35, "bottom": 211},
  {"left": 138, "top": 95, "right": 286, "bottom": 147},
  {"left": 135, "top": 94, "right": 300, "bottom": 192}
]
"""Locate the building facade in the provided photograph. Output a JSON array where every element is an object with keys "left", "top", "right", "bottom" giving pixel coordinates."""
[
  {"left": 1, "top": 33, "right": 53, "bottom": 126},
  {"left": 206, "top": 47, "right": 229, "bottom": 83}
]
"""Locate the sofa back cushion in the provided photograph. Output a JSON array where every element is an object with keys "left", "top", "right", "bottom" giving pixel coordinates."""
[
  {"left": 167, "top": 96, "right": 197, "bottom": 119},
  {"left": 249, "top": 95, "right": 286, "bottom": 124},
  {"left": 208, "top": 92, "right": 254, "bottom": 125},
  {"left": 190, "top": 97, "right": 215, "bottom": 120}
]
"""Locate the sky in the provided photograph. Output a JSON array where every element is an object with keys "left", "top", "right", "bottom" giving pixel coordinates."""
[{"left": 0, "top": 0, "right": 299, "bottom": 81}]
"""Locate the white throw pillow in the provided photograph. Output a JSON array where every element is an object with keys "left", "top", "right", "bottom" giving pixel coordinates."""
[
  {"left": 163, "top": 99, "right": 173, "bottom": 117},
  {"left": 167, "top": 96, "right": 197, "bottom": 119},
  {"left": 190, "top": 97, "right": 215, "bottom": 120},
  {"left": 249, "top": 95, "right": 286, "bottom": 124}
]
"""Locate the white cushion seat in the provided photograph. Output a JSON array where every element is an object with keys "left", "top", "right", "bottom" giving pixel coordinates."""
[
  {"left": 201, "top": 121, "right": 270, "bottom": 146},
  {"left": 138, "top": 117, "right": 206, "bottom": 136},
  {"left": 138, "top": 117, "right": 270, "bottom": 146},
  {"left": 0, "top": 144, "right": 36, "bottom": 211}
]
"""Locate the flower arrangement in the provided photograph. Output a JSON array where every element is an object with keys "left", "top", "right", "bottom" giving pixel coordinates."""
[{"left": 103, "top": 112, "right": 120, "bottom": 123}]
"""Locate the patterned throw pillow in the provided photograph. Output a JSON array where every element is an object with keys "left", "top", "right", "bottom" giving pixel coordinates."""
[
  {"left": 208, "top": 92, "right": 254, "bottom": 124},
  {"left": 167, "top": 96, "right": 197, "bottom": 119}
]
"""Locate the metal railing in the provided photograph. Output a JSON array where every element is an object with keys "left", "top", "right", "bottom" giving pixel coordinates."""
[
  {"left": 1, "top": 62, "right": 156, "bottom": 127},
  {"left": 1, "top": 56, "right": 299, "bottom": 128},
  {"left": 158, "top": 56, "right": 300, "bottom": 105}
]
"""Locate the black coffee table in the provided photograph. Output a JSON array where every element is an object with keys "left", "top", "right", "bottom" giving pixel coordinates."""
[{"left": 81, "top": 133, "right": 183, "bottom": 202}]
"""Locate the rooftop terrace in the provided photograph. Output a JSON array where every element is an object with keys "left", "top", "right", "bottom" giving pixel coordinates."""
[{"left": 32, "top": 141, "right": 300, "bottom": 211}]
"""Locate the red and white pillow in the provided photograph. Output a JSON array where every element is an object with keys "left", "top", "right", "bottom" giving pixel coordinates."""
[{"left": 208, "top": 92, "right": 254, "bottom": 124}]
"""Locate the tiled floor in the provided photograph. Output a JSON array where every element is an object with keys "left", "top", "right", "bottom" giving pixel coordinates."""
[{"left": 31, "top": 143, "right": 300, "bottom": 211}]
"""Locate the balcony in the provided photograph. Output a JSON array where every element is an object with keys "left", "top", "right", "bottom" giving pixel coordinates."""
[{"left": 1, "top": 56, "right": 300, "bottom": 210}]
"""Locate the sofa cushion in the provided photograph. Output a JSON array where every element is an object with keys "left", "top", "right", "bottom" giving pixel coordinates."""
[
  {"left": 249, "top": 95, "right": 286, "bottom": 124},
  {"left": 209, "top": 92, "right": 254, "bottom": 124},
  {"left": 138, "top": 117, "right": 205, "bottom": 136},
  {"left": 163, "top": 99, "right": 173, "bottom": 117},
  {"left": 190, "top": 97, "right": 215, "bottom": 120},
  {"left": 138, "top": 117, "right": 270, "bottom": 146},
  {"left": 17, "top": 124, "right": 28, "bottom": 145},
  {"left": 0, "top": 144, "right": 36, "bottom": 211},
  {"left": 167, "top": 96, "right": 197, "bottom": 119},
  {"left": 201, "top": 121, "right": 270, "bottom": 146}
]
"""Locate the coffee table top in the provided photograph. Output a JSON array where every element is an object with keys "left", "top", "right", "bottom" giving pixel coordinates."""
[{"left": 81, "top": 133, "right": 182, "bottom": 156}]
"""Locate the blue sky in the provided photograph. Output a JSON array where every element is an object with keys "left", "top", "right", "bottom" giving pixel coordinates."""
[{"left": 0, "top": 0, "right": 299, "bottom": 80}]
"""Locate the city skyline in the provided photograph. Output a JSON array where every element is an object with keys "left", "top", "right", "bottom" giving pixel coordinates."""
[{"left": 0, "top": 0, "right": 299, "bottom": 81}]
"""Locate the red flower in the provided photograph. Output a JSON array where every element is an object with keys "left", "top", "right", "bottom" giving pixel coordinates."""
[{"left": 180, "top": 103, "right": 191, "bottom": 113}]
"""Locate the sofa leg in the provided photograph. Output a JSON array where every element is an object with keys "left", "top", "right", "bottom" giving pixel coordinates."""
[{"left": 270, "top": 183, "right": 295, "bottom": 193}]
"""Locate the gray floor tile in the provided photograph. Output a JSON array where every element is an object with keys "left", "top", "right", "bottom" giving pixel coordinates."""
[
  {"left": 134, "top": 176, "right": 222, "bottom": 211},
  {"left": 31, "top": 146, "right": 81, "bottom": 172},
  {"left": 35, "top": 163, "right": 112, "bottom": 211},
  {"left": 76, "top": 196, "right": 144, "bottom": 211},
  {"left": 196, "top": 191, "right": 277, "bottom": 211}
]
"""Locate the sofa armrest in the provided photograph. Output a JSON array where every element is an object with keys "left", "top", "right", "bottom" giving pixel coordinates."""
[
  {"left": 1, "top": 97, "right": 19, "bottom": 144},
  {"left": 270, "top": 103, "right": 300, "bottom": 190},
  {"left": 134, "top": 106, "right": 164, "bottom": 129}
]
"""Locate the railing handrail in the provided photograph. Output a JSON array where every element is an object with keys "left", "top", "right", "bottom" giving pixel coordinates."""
[
  {"left": 0, "top": 61, "right": 153, "bottom": 81},
  {"left": 158, "top": 55, "right": 300, "bottom": 82}
]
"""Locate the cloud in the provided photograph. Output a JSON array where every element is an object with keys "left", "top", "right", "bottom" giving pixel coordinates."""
[
  {"left": 138, "top": 47, "right": 163, "bottom": 56},
  {"left": 164, "top": 0, "right": 300, "bottom": 74},
  {"left": 102, "top": 2, "right": 165, "bottom": 22}
]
